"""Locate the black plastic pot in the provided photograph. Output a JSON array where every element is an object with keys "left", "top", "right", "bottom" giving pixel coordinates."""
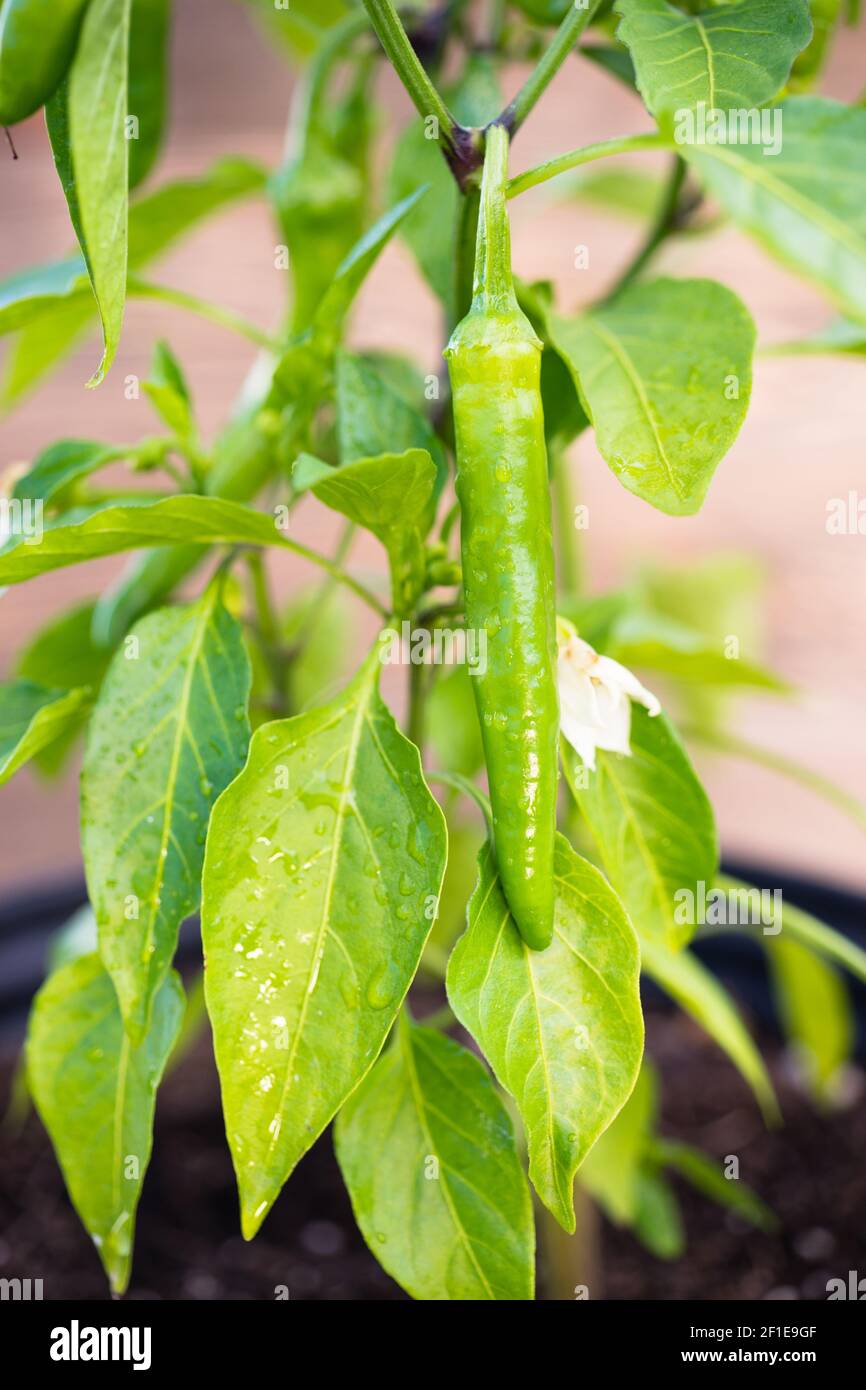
[{"left": 0, "top": 860, "right": 864, "bottom": 1050}]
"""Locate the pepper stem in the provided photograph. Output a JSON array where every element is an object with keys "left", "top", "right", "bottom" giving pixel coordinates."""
[{"left": 473, "top": 124, "right": 516, "bottom": 313}]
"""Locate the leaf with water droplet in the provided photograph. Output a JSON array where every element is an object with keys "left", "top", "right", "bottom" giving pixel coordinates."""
[
  {"left": 27, "top": 954, "right": 184, "bottom": 1293},
  {"left": 447, "top": 836, "right": 643, "bottom": 1232},
  {"left": 550, "top": 279, "right": 754, "bottom": 515},
  {"left": 201, "top": 645, "right": 447, "bottom": 1238},
  {"left": 81, "top": 583, "right": 251, "bottom": 1042},
  {"left": 335, "top": 1015, "right": 534, "bottom": 1300}
]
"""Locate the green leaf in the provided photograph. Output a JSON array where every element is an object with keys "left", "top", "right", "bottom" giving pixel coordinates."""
[
  {"left": 310, "top": 187, "right": 429, "bottom": 351},
  {"left": 47, "top": 0, "right": 133, "bottom": 386},
  {"left": 12, "top": 439, "right": 123, "bottom": 507},
  {"left": 17, "top": 600, "right": 112, "bottom": 692},
  {"left": 81, "top": 585, "right": 251, "bottom": 1040},
  {"left": 579, "top": 1061, "right": 657, "bottom": 1223},
  {"left": 632, "top": 1169, "right": 685, "bottom": 1259},
  {"left": 143, "top": 339, "right": 194, "bottom": 438},
  {"left": 0, "top": 157, "right": 266, "bottom": 407},
  {"left": 447, "top": 836, "right": 643, "bottom": 1232},
  {"left": 293, "top": 449, "right": 436, "bottom": 615},
  {"left": 563, "top": 706, "right": 718, "bottom": 950},
  {"left": 128, "top": 0, "right": 170, "bottom": 189},
  {"left": 201, "top": 648, "right": 447, "bottom": 1238},
  {"left": 653, "top": 1137, "right": 777, "bottom": 1230},
  {"left": 640, "top": 936, "right": 778, "bottom": 1119},
  {"left": 551, "top": 278, "right": 755, "bottom": 515},
  {"left": 791, "top": 0, "right": 844, "bottom": 89},
  {"left": 335, "top": 1016, "right": 535, "bottom": 1301},
  {"left": 769, "top": 316, "right": 866, "bottom": 355},
  {"left": 424, "top": 815, "right": 485, "bottom": 971},
  {"left": 282, "top": 585, "right": 353, "bottom": 715},
  {"left": 616, "top": 0, "right": 812, "bottom": 118},
  {"left": 608, "top": 609, "right": 788, "bottom": 691},
  {"left": 686, "top": 97, "right": 866, "bottom": 326},
  {"left": 0, "top": 258, "right": 89, "bottom": 335},
  {"left": 0, "top": 681, "right": 92, "bottom": 785},
  {"left": 722, "top": 878, "right": 866, "bottom": 986},
  {"left": 27, "top": 955, "right": 183, "bottom": 1293},
  {"left": 335, "top": 350, "right": 447, "bottom": 494},
  {"left": 766, "top": 933, "right": 853, "bottom": 1101},
  {"left": 0, "top": 495, "right": 328, "bottom": 585}
]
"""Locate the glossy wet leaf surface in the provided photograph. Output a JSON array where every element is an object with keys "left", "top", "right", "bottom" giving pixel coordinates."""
[
  {"left": 27, "top": 954, "right": 184, "bottom": 1292},
  {"left": 551, "top": 279, "right": 754, "bottom": 514},
  {"left": 447, "top": 836, "right": 643, "bottom": 1232},
  {"left": 563, "top": 706, "right": 718, "bottom": 950},
  {"left": 81, "top": 586, "right": 250, "bottom": 1039},
  {"left": 335, "top": 1015, "right": 534, "bottom": 1300},
  {"left": 201, "top": 649, "right": 447, "bottom": 1238}
]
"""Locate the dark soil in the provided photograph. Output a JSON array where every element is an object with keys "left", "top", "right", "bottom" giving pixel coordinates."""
[{"left": 1, "top": 1006, "right": 865, "bottom": 1301}]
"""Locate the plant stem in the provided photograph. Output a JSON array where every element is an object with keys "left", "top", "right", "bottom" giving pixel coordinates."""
[
  {"left": 294, "top": 8, "right": 373, "bottom": 149},
  {"left": 275, "top": 536, "right": 389, "bottom": 619},
  {"left": 538, "top": 1185, "right": 602, "bottom": 1300},
  {"left": 247, "top": 551, "right": 280, "bottom": 648},
  {"left": 499, "top": 0, "right": 605, "bottom": 136},
  {"left": 426, "top": 769, "right": 493, "bottom": 827},
  {"left": 362, "top": 0, "right": 478, "bottom": 183},
  {"left": 605, "top": 154, "right": 687, "bottom": 300},
  {"left": 506, "top": 131, "right": 670, "bottom": 199},
  {"left": 127, "top": 278, "right": 281, "bottom": 351},
  {"left": 453, "top": 185, "right": 480, "bottom": 324}
]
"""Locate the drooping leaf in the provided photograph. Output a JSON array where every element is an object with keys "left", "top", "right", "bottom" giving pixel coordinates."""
[
  {"left": 0, "top": 681, "right": 92, "bottom": 786},
  {"left": 335, "top": 350, "right": 447, "bottom": 494},
  {"left": 563, "top": 706, "right": 717, "bottom": 951},
  {"left": 653, "top": 1137, "right": 777, "bottom": 1230},
  {"left": 335, "top": 1016, "right": 534, "bottom": 1301},
  {"left": 632, "top": 1169, "right": 685, "bottom": 1258},
  {"left": 685, "top": 97, "right": 866, "bottom": 326},
  {"left": 128, "top": 0, "right": 171, "bottom": 190},
  {"left": 293, "top": 449, "right": 436, "bottom": 615},
  {"left": 766, "top": 932, "right": 853, "bottom": 1102},
  {"left": 720, "top": 876, "right": 866, "bottom": 987},
  {"left": 12, "top": 440, "right": 124, "bottom": 508},
  {"left": 550, "top": 278, "right": 755, "bottom": 515},
  {"left": 0, "top": 157, "right": 266, "bottom": 406},
  {"left": 616, "top": 0, "right": 812, "bottom": 118},
  {"left": 201, "top": 648, "right": 447, "bottom": 1238},
  {"left": 640, "top": 936, "right": 778, "bottom": 1119},
  {"left": 81, "top": 585, "right": 251, "bottom": 1040},
  {"left": 46, "top": 0, "right": 133, "bottom": 386},
  {"left": 579, "top": 1061, "right": 657, "bottom": 1224},
  {"left": 447, "top": 836, "right": 643, "bottom": 1232},
  {"left": 27, "top": 955, "right": 183, "bottom": 1293}
]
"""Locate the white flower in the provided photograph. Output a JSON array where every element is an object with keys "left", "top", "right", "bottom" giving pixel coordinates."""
[{"left": 557, "top": 627, "right": 661, "bottom": 771}]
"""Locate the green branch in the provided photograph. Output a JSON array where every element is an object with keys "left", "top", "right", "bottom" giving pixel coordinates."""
[
  {"left": 499, "top": 0, "right": 605, "bottom": 136},
  {"left": 362, "top": 0, "right": 480, "bottom": 184},
  {"left": 127, "top": 278, "right": 280, "bottom": 351},
  {"left": 506, "top": 131, "right": 671, "bottom": 199}
]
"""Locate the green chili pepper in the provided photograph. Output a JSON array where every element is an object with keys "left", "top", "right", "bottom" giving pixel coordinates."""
[
  {"left": 445, "top": 123, "right": 559, "bottom": 950},
  {"left": 0, "top": 0, "right": 90, "bottom": 127}
]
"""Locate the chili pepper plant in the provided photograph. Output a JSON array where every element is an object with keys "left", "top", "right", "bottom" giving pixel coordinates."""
[{"left": 2, "top": 0, "right": 866, "bottom": 1301}]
